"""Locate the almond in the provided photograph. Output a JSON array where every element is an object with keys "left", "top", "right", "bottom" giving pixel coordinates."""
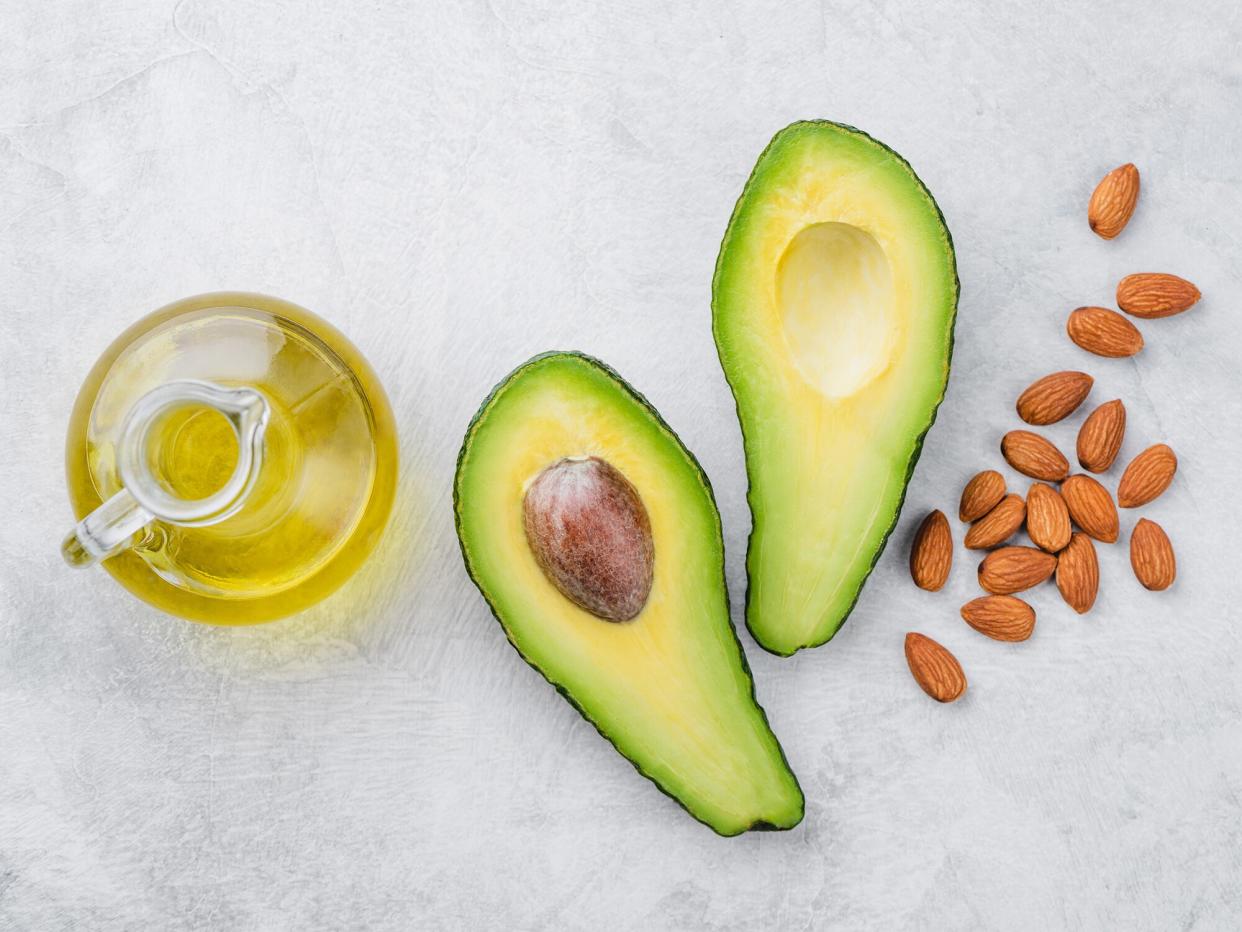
[
  {"left": 1060, "top": 474, "right": 1119, "bottom": 543},
  {"left": 1056, "top": 532, "right": 1099, "bottom": 613},
  {"left": 1001, "top": 430, "right": 1070, "bottom": 481},
  {"left": 904, "top": 632, "right": 967, "bottom": 703},
  {"left": 1130, "top": 518, "right": 1175, "bottom": 591},
  {"left": 960, "top": 595, "right": 1036, "bottom": 642},
  {"left": 1116, "top": 273, "right": 1201, "bottom": 319},
  {"left": 1117, "top": 443, "right": 1177, "bottom": 508},
  {"left": 1088, "top": 163, "right": 1140, "bottom": 239},
  {"left": 1077, "top": 399, "right": 1126, "bottom": 473},
  {"left": 959, "top": 469, "right": 1006, "bottom": 522},
  {"left": 1025, "top": 482, "right": 1072, "bottom": 553},
  {"left": 978, "top": 546, "right": 1057, "bottom": 594},
  {"left": 909, "top": 510, "right": 953, "bottom": 591},
  {"left": 1016, "top": 371, "right": 1094, "bottom": 425},
  {"left": 964, "top": 493, "right": 1026, "bottom": 550},
  {"left": 1066, "top": 306, "right": 1144, "bottom": 358}
]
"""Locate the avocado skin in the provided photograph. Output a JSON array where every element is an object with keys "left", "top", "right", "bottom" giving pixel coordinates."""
[
  {"left": 712, "top": 121, "right": 960, "bottom": 656},
  {"left": 453, "top": 351, "right": 804, "bottom": 835}
]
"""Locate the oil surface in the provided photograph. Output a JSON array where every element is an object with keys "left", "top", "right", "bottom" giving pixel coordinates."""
[{"left": 66, "top": 293, "right": 398, "bottom": 624}]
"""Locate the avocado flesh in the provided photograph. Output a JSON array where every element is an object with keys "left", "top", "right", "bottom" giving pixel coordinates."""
[
  {"left": 713, "top": 121, "right": 958, "bottom": 656},
  {"left": 455, "top": 353, "right": 803, "bottom": 835}
]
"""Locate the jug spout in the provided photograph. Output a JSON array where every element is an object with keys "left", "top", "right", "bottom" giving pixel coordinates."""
[{"left": 62, "top": 379, "right": 269, "bottom": 568}]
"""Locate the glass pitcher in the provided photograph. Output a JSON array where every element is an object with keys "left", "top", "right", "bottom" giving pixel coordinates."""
[{"left": 62, "top": 292, "right": 398, "bottom": 624}]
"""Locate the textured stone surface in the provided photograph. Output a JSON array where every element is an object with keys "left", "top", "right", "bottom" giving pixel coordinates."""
[{"left": 2, "top": 2, "right": 1241, "bottom": 928}]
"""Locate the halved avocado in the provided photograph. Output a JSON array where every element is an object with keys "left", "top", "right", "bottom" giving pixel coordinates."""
[
  {"left": 454, "top": 352, "right": 803, "bottom": 835},
  {"left": 713, "top": 121, "right": 958, "bottom": 656}
]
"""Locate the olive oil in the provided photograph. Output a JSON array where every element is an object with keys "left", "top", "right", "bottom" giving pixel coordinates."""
[{"left": 65, "top": 293, "right": 398, "bottom": 624}]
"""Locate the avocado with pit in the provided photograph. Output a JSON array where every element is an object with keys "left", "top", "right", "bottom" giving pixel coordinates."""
[
  {"left": 454, "top": 352, "right": 803, "bottom": 835},
  {"left": 713, "top": 121, "right": 958, "bottom": 656}
]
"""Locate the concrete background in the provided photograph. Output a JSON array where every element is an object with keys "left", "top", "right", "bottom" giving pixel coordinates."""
[{"left": 2, "top": 1, "right": 1240, "bottom": 928}]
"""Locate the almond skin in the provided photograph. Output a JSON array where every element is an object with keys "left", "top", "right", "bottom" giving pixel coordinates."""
[
  {"left": 910, "top": 510, "right": 953, "bottom": 592},
  {"left": 1117, "top": 443, "right": 1177, "bottom": 508},
  {"left": 1001, "top": 430, "right": 1070, "bottom": 481},
  {"left": 978, "top": 546, "right": 1057, "bottom": 595},
  {"left": 1130, "top": 518, "right": 1175, "bottom": 591},
  {"left": 1026, "top": 482, "right": 1072, "bottom": 553},
  {"left": 964, "top": 493, "right": 1026, "bottom": 550},
  {"left": 960, "top": 595, "right": 1036, "bottom": 642},
  {"left": 959, "top": 469, "right": 1006, "bottom": 522},
  {"left": 904, "top": 633, "right": 967, "bottom": 703},
  {"left": 1066, "top": 306, "right": 1144, "bottom": 358},
  {"left": 1060, "top": 474, "right": 1119, "bottom": 543},
  {"left": 1117, "top": 273, "right": 1201, "bottom": 319},
  {"left": 1016, "top": 371, "right": 1094, "bottom": 425},
  {"left": 1088, "top": 163, "right": 1140, "bottom": 239},
  {"left": 1056, "top": 532, "right": 1100, "bottom": 613},
  {"left": 1077, "top": 399, "right": 1127, "bottom": 473}
]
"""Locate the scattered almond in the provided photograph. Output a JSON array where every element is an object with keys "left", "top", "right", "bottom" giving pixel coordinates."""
[
  {"left": 1001, "top": 430, "right": 1070, "bottom": 481},
  {"left": 1066, "top": 306, "right": 1144, "bottom": 358},
  {"left": 909, "top": 510, "right": 953, "bottom": 592},
  {"left": 964, "top": 493, "right": 1026, "bottom": 550},
  {"left": 1130, "top": 518, "right": 1175, "bottom": 591},
  {"left": 1016, "top": 371, "right": 1094, "bottom": 425},
  {"left": 1117, "top": 443, "right": 1177, "bottom": 508},
  {"left": 1026, "top": 483, "right": 1072, "bottom": 553},
  {"left": 959, "top": 469, "right": 1006, "bottom": 522},
  {"left": 978, "top": 546, "right": 1057, "bottom": 595},
  {"left": 1088, "top": 163, "right": 1140, "bottom": 239},
  {"left": 1116, "top": 273, "right": 1201, "bottom": 319},
  {"left": 1060, "top": 474, "right": 1119, "bottom": 543},
  {"left": 1056, "top": 532, "right": 1099, "bottom": 613},
  {"left": 904, "top": 633, "right": 967, "bottom": 703},
  {"left": 1077, "top": 399, "right": 1126, "bottom": 473},
  {"left": 960, "top": 595, "right": 1036, "bottom": 642}
]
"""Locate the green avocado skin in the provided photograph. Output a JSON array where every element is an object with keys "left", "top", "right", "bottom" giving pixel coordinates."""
[
  {"left": 712, "top": 121, "right": 960, "bottom": 656},
  {"left": 453, "top": 352, "right": 804, "bottom": 836}
]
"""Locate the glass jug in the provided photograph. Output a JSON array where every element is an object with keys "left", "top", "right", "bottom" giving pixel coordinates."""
[{"left": 62, "top": 292, "right": 398, "bottom": 624}]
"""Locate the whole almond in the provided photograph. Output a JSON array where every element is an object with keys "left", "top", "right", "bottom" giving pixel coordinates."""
[
  {"left": 1016, "top": 371, "right": 1094, "bottom": 425},
  {"left": 1130, "top": 518, "right": 1175, "bottom": 591},
  {"left": 904, "top": 633, "right": 967, "bottom": 703},
  {"left": 959, "top": 469, "right": 1006, "bottom": 522},
  {"left": 1117, "top": 273, "right": 1201, "bottom": 319},
  {"left": 909, "top": 510, "right": 953, "bottom": 592},
  {"left": 964, "top": 493, "right": 1026, "bottom": 550},
  {"left": 1001, "top": 430, "right": 1070, "bottom": 481},
  {"left": 960, "top": 595, "right": 1036, "bottom": 642},
  {"left": 1066, "top": 306, "right": 1144, "bottom": 358},
  {"left": 1056, "top": 532, "right": 1099, "bottom": 613},
  {"left": 1077, "top": 399, "right": 1127, "bottom": 473},
  {"left": 1117, "top": 443, "right": 1177, "bottom": 508},
  {"left": 978, "top": 546, "right": 1057, "bottom": 594},
  {"left": 1026, "top": 482, "right": 1072, "bottom": 553},
  {"left": 1088, "top": 163, "right": 1140, "bottom": 239},
  {"left": 1060, "top": 474, "right": 1119, "bottom": 543}
]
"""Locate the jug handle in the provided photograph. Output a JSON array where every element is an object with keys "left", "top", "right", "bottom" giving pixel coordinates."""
[{"left": 62, "top": 380, "right": 270, "bottom": 568}]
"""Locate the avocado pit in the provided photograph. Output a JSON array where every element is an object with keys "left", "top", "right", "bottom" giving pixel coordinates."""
[{"left": 522, "top": 456, "right": 654, "bottom": 621}]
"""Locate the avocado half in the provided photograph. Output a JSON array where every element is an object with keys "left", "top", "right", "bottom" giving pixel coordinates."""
[
  {"left": 713, "top": 121, "right": 959, "bottom": 656},
  {"left": 454, "top": 352, "right": 803, "bottom": 835}
]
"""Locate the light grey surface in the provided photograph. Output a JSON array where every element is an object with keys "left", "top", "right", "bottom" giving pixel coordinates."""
[{"left": 2, "top": 1, "right": 1241, "bottom": 928}]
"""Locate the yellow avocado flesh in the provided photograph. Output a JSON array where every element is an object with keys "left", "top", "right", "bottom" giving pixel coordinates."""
[
  {"left": 713, "top": 122, "right": 958, "bottom": 655},
  {"left": 455, "top": 354, "right": 803, "bottom": 835}
]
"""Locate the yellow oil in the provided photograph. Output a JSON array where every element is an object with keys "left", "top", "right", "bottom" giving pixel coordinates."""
[
  {"left": 66, "top": 293, "right": 398, "bottom": 624},
  {"left": 147, "top": 404, "right": 240, "bottom": 501}
]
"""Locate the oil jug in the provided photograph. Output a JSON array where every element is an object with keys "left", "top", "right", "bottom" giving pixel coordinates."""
[{"left": 62, "top": 292, "right": 398, "bottom": 624}]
